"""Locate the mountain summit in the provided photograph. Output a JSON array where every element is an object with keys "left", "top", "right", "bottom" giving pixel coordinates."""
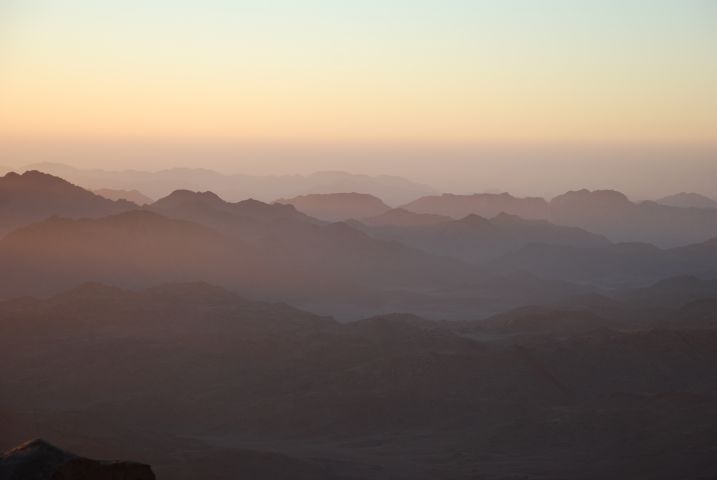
[
  {"left": 0, "top": 439, "right": 154, "bottom": 480},
  {"left": 0, "top": 170, "right": 134, "bottom": 235}
]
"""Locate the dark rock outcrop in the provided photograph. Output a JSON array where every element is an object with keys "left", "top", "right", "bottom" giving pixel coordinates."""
[{"left": 0, "top": 439, "right": 154, "bottom": 480}]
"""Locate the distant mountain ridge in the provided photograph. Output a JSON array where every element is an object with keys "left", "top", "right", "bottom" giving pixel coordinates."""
[
  {"left": 403, "top": 189, "right": 717, "bottom": 247},
  {"left": 5, "top": 169, "right": 717, "bottom": 318},
  {"left": 12, "top": 166, "right": 717, "bottom": 246},
  {"left": 353, "top": 211, "right": 609, "bottom": 264},
  {"left": 276, "top": 193, "right": 391, "bottom": 221},
  {"left": 549, "top": 189, "right": 717, "bottom": 246},
  {"left": 94, "top": 188, "right": 153, "bottom": 205},
  {"left": 20, "top": 163, "right": 435, "bottom": 205},
  {"left": 401, "top": 192, "right": 549, "bottom": 219},
  {"left": 656, "top": 192, "right": 717, "bottom": 209}
]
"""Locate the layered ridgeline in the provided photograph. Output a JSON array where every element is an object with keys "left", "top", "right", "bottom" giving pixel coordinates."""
[
  {"left": 3, "top": 170, "right": 717, "bottom": 318},
  {"left": 352, "top": 211, "right": 609, "bottom": 264},
  {"left": 2, "top": 282, "right": 717, "bottom": 479},
  {"left": 0, "top": 171, "right": 584, "bottom": 319},
  {"left": 399, "top": 190, "right": 717, "bottom": 247},
  {"left": 20, "top": 163, "right": 435, "bottom": 205}
]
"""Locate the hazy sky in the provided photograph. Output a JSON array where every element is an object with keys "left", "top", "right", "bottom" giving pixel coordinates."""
[{"left": 1, "top": 1, "right": 716, "bottom": 195}]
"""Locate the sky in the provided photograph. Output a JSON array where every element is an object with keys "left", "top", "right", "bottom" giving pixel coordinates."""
[{"left": 1, "top": 0, "right": 716, "bottom": 195}]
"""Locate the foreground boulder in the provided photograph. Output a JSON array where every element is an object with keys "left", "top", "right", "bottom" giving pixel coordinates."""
[{"left": 0, "top": 439, "right": 154, "bottom": 480}]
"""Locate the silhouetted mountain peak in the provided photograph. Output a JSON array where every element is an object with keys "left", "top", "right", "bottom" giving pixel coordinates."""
[
  {"left": 236, "top": 197, "right": 265, "bottom": 206},
  {"left": 1, "top": 170, "right": 82, "bottom": 192},
  {"left": 3, "top": 438, "right": 67, "bottom": 459},
  {"left": 13, "top": 170, "right": 65, "bottom": 184},
  {"left": 0, "top": 439, "right": 155, "bottom": 480},
  {"left": 0, "top": 170, "right": 138, "bottom": 235},
  {"left": 153, "top": 189, "right": 225, "bottom": 208},
  {"left": 234, "top": 197, "right": 311, "bottom": 221}
]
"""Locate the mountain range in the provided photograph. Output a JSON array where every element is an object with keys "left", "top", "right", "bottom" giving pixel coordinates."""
[
  {"left": 19, "top": 163, "right": 435, "bottom": 205},
  {"left": 353, "top": 211, "right": 609, "bottom": 264},
  {"left": 0, "top": 170, "right": 584, "bottom": 319},
  {"left": 272, "top": 189, "right": 717, "bottom": 247},
  {"left": 401, "top": 189, "right": 717, "bottom": 247},
  {"left": 3, "top": 169, "right": 717, "bottom": 319},
  {"left": 4, "top": 166, "right": 717, "bottom": 478},
  {"left": 3, "top": 282, "right": 717, "bottom": 479}
]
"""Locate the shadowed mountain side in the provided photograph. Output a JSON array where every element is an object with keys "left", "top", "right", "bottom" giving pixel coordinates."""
[
  {"left": 490, "top": 242, "right": 669, "bottom": 288},
  {"left": 0, "top": 171, "right": 134, "bottom": 236},
  {"left": 353, "top": 212, "right": 608, "bottom": 264},
  {"left": 0, "top": 210, "right": 498, "bottom": 318},
  {"left": 617, "top": 276, "right": 717, "bottom": 309},
  {"left": 490, "top": 238, "right": 717, "bottom": 289},
  {"left": 458, "top": 275, "right": 717, "bottom": 334},
  {"left": 3, "top": 283, "right": 717, "bottom": 479},
  {"left": 473, "top": 305, "right": 613, "bottom": 335},
  {"left": 276, "top": 193, "right": 390, "bottom": 222},
  {"left": 671, "top": 298, "right": 717, "bottom": 329},
  {"left": 0, "top": 439, "right": 154, "bottom": 480},
  {"left": 0, "top": 211, "right": 246, "bottom": 297}
]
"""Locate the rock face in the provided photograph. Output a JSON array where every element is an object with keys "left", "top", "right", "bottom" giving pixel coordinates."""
[{"left": 0, "top": 439, "right": 154, "bottom": 480}]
